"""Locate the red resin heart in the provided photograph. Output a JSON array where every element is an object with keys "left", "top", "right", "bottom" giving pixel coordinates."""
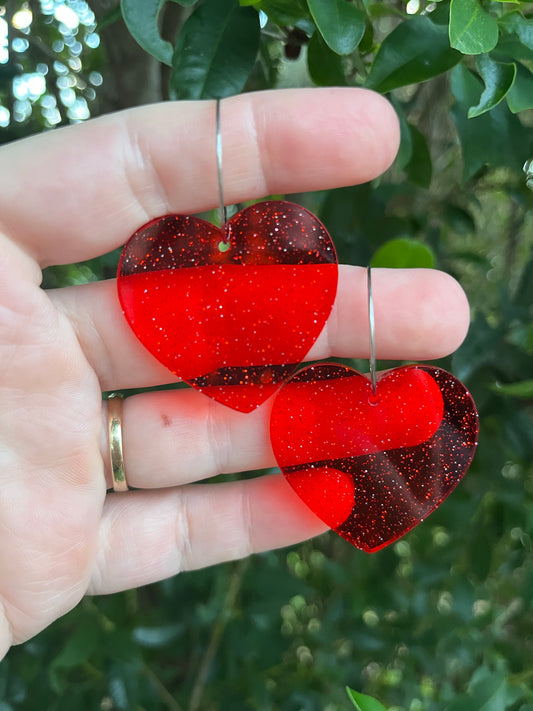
[
  {"left": 270, "top": 364, "right": 478, "bottom": 552},
  {"left": 117, "top": 201, "right": 338, "bottom": 412}
]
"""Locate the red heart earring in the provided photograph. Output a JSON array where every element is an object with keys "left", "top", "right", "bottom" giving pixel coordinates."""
[
  {"left": 270, "top": 267, "right": 479, "bottom": 552},
  {"left": 117, "top": 100, "right": 338, "bottom": 412}
]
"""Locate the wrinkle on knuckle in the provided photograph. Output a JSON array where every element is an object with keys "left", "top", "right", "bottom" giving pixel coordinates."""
[
  {"left": 174, "top": 499, "right": 192, "bottom": 573},
  {"left": 80, "top": 296, "right": 115, "bottom": 391},
  {"left": 239, "top": 486, "right": 254, "bottom": 558},
  {"left": 206, "top": 400, "right": 231, "bottom": 476},
  {"left": 87, "top": 544, "right": 106, "bottom": 595},
  {"left": 121, "top": 118, "right": 170, "bottom": 222},
  {"left": 247, "top": 100, "right": 270, "bottom": 197},
  {"left": 87, "top": 503, "right": 117, "bottom": 595}
]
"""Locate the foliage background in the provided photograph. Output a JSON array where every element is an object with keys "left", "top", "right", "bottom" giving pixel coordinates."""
[{"left": 1, "top": 0, "right": 533, "bottom": 709}]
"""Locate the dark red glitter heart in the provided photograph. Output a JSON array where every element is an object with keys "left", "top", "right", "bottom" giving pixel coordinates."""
[
  {"left": 117, "top": 201, "right": 338, "bottom": 412},
  {"left": 270, "top": 364, "right": 478, "bottom": 552}
]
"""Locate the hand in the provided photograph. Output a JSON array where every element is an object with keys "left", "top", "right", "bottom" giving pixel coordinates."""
[{"left": 0, "top": 88, "right": 469, "bottom": 659}]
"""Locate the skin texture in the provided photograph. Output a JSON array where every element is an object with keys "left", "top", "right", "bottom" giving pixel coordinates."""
[{"left": 0, "top": 88, "right": 470, "bottom": 660}]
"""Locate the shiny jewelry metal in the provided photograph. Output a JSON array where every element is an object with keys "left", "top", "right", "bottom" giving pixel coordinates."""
[
  {"left": 367, "top": 265, "right": 377, "bottom": 396},
  {"left": 107, "top": 394, "right": 129, "bottom": 492},
  {"left": 216, "top": 97, "right": 228, "bottom": 227}
]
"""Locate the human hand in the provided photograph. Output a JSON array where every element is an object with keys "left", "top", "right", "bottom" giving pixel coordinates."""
[{"left": 0, "top": 88, "right": 469, "bottom": 659}]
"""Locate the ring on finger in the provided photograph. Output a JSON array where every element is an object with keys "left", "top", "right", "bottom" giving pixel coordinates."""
[{"left": 107, "top": 393, "right": 129, "bottom": 492}]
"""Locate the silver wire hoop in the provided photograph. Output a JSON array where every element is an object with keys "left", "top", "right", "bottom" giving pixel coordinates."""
[
  {"left": 367, "top": 265, "right": 377, "bottom": 396},
  {"left": 215, "top": 98, "right": 228, "bottom": 227}
]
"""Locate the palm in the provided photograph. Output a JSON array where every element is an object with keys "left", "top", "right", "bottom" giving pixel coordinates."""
[
  {"left": 0, "top": 265, "right": 104, "bottom": 651},
  {"left": 0, "top": 89, "right": 469, "bottom": 659}
]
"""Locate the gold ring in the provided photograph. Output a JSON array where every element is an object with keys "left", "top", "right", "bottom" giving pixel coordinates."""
[{"left": 107, "top": 394, "right": 129, "bottom": 492}]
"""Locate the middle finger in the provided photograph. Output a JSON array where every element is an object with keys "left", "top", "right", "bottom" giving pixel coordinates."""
[{"left": 51, "top": 265, "right": 469, "bottom": 392}]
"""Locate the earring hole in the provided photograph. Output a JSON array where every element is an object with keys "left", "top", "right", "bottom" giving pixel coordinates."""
[{"left": 368, "top": 392, "right": 380, "bottom": 406}]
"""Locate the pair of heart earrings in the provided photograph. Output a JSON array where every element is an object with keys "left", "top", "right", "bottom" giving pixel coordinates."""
[{"left": 116, "top": 101, "right": 478, "bottom": 553}]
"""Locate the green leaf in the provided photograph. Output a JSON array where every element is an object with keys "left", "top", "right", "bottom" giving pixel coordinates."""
[
  {"left": 507, "top": 63, "right": 533, "bottom": 113},
  {"left": 381, "top": 102, "right": 429, "bottom": 184},
  {"left": 493, "top": 36, "right": 533, "bottom": 63},
  {"left": 307, "top": 0, "right": 365, "bottom": 55},
  {"left": 365, "top": 16, "right": 461, "bottom": 93},
  {"left": 468, "top": 54, "right": 516, "bottom": 118},
  {"left": 407, "top": 124, "right": 432, "bottom": 188},
  {"left": 392, "top": 100, "right": 413, "bottom": 171},
  {"left": 366, "top": 2, "right": 406, "bottom": 20},
  {"left": 121, "top": 0, "right": 197, "bottom": 64},
  {"left": 371, "top": 238, "right": 435, "bottom": 269},
  {"left": 499, "top": 11, "right": 533, "bottom": 51},
  {"left": 51, "top": 619, "right": 100, "bottom": 669},
  {"left": 492, "top": 380, "right": 533, "bottom": 398},
  {"left": 307, "top": 31, "right": 347, "bottom": 86},
  {"left": 108, "top": 672, "right": 129, "bottom": 711},
  {"left": 120, "top": 0, "right": 173, "bottom": 65},
  {"left": 452, "top": 312, "right": 503, "bottom": 381},
  {"left": 95, "top": 6, "right": 122, "bottom": 32},
  {"left": 450, "top": 63, "right": 533, "bottom": 180},
  {"left": 514, "top": 251, "right": 533, "bottom": 307},
  {"left": 132, "top": 623, "right": 183, "bottom": 648},
  {"left": 253, "top": 0, "right": 309, "bottom": 25},
  {"left": 171, "top": 0, "right": 260, "bottom": 100},
  {"left": 347, "top": 687, "right": 388, "bottom": 711},
  {"left": 444, "top": 204, "right": 476, "bottom": 235},
  {"left": 466, "top": 665, "right": 521, "bottom": 711},
  {"left": 449, "top": 0, "right": 499, "bottom": 55}
]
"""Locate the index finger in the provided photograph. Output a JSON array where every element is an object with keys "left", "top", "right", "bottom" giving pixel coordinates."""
[{"left": 0, "top": 88, "right": 399, "bottom": 267}]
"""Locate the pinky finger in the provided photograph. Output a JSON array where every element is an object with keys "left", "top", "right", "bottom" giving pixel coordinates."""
[{"left": 88, "top": 474, "right": 327, "bottom": 594}]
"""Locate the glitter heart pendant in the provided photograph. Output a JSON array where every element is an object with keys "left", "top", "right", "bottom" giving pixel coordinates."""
[
  {"left": 117, "top": 201, "right": 338, "bottom": 412},
  {"left": 270, "top": 362, "right": 478, "bottom": 552}
]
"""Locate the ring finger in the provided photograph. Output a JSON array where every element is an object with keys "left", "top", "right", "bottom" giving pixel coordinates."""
[
  {"left": 103, "top": 387, "right": 274, "bottom": 490},
  {"left": 54, "top": 265, "right": 469, "bottom": 393}
]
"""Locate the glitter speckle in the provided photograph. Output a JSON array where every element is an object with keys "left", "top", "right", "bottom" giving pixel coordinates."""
[
  {"left": 117, "top": 201, "right": 338, "bottom": 412},
  {"left": 271, "top": 364, "right": 478, "bottom": 552}
]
